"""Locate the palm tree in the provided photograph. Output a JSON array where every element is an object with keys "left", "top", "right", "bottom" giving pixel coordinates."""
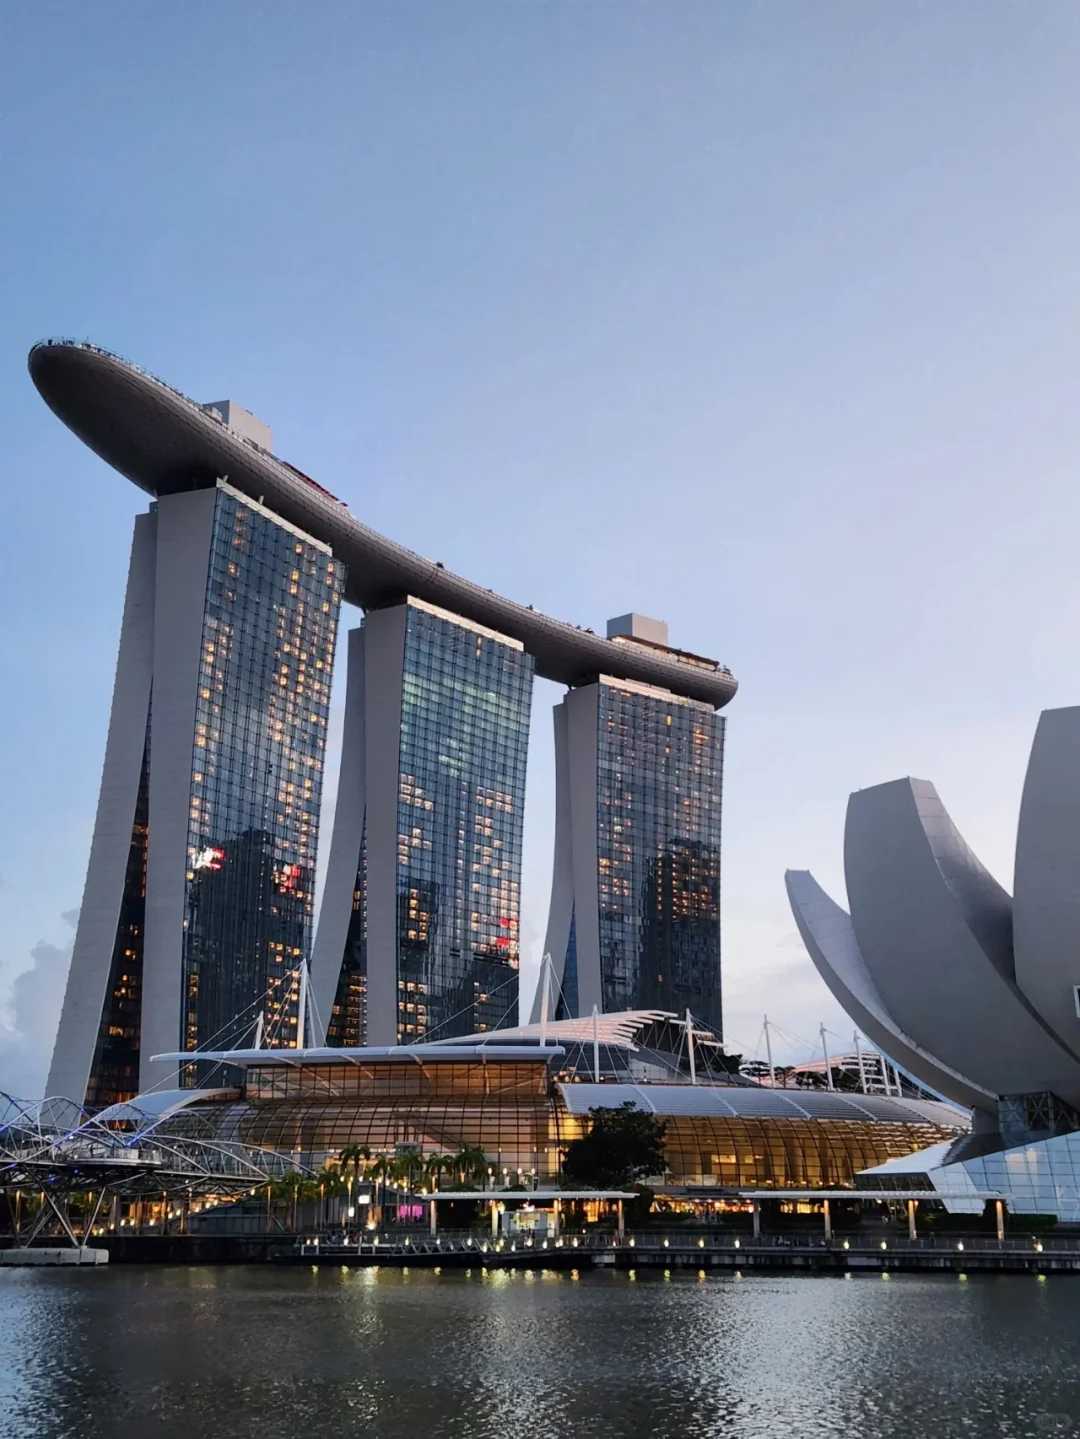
[
  {"left": 367, "top": 1153, "right": 395, "bottom": 1224},
  {"left": 392, "top": 1144, "right": 423, "bottom": 1196},
  {"left": 315, "top": 1166, "right": 347, "bottom": 1230},
  {"left": 335, "top": 1144, "right": 371, "bottom": 1224},
  {"left": 339, "top": 1144, "right": 371, "bottom": 1186},
  {"left": 269, "top": 1173, "right": 306, "bottom": 1232},
  {"left": 452, "top": 1144, "right": 488, "bottom": 1188},
  {"left": 424, "top": 1151, "right": 452, "bottom": 1192}
]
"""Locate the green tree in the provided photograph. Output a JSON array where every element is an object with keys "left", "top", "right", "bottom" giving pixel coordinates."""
[
  {"left": 450, "top": 1144, "right": 488, "bottom": 1187},
  {"left": 424, "top": 1151, "right": 453, "bottom": 1191},
  {"left": 562, "top": 1103, "right": 668, "bottom": 1188}
]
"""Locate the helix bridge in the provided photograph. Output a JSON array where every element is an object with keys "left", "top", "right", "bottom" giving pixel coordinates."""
[{"left": 0, "top": 1088, "right": 304, "bottom": 1251}]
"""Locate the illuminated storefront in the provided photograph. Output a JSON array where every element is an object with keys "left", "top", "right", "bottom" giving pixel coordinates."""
[{"left": 145, "top": 1026, "right": 965, "bottom": 1194}]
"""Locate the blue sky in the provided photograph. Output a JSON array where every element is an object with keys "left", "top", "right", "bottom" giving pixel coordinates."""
[{"left": 5, "top": 2, "right": 1080, "bottom": 1093}]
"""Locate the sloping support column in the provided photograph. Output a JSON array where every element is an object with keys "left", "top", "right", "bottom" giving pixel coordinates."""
[
  {"left": 140, "top": 489, "right": 219, "bottom": 1090},
  {"left": 533, "top": 703, "right": 576, "bottom": 1019},
  {"left": 47, "top": 512, "right": 156, "bottom": 1103},
  {"left": 311, "top": 626, "right": 368, "bottom": 1041},
  {"left": 359, "top": 608, "right": 408, "bottom": 1045}
]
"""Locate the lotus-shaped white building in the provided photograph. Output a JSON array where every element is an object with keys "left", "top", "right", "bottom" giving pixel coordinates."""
[{"left": 786, "top": 707, "right": 1080, "bottom": 1221}]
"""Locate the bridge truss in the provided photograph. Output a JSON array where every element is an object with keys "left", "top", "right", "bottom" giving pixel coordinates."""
[{"left": 0, "top": 1090, "right": 304, "bottom": 1250}]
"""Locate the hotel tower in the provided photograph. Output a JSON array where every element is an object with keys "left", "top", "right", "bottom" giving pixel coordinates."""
[{"left": 29, "top": 340, "right": 736, "bottom": 1106}]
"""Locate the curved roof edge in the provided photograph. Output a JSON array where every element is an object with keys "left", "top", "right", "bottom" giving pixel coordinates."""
[
  {"left": 558, "top": 1077, "right": 966, "bottom": 1128},
  {"left": 28, "top": 339, "right": 738, "bottom": 709},
  {"left": 1013, "top": 706, "right": 1080, "bottom": 1061},
  {"left": 148, "top": 1044, "right": 565, "bottom": 1068},
  {"left": 784, "top": 869, "right": 993, "bottom": 1113},
  {"left": 843, "top": 778, "right": 1080, "bottom": 1106}
]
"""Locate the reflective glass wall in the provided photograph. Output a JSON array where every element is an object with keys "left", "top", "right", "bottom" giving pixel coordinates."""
[
  {"left": 179, "top": 1064, "right": 961, "bottom": 1188},
  {"left": 596, "top": 682, "right": 725, "bottom": 1032},
  {"left": 181, "top": 489, "right": 344, "bottom": 1061},
  {"left": 395, "top": 603, "right": 534, "bottom": 1040}
]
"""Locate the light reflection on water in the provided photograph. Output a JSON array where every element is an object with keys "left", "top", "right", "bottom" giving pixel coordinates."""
[{"left": 0, "top": 1265, "right": 1078, "bottom": 1439}]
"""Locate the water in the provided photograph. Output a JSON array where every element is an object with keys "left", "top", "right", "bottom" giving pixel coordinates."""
[{"left": 1, "top": 1265, "right": 1078, "bottom": 1439}]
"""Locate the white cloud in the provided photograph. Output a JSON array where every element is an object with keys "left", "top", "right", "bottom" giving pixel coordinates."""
[{"left": 0, "top": 913, "right": 74, "bottom": 1100}]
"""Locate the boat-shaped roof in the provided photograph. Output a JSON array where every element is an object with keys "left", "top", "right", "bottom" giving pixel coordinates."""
[{"left": 29, "top": 339, "right": 738, "bottom": 708}]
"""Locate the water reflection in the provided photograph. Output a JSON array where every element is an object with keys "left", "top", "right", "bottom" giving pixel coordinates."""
[{"left": 0, "top": 1267, "right": 1077, "bottom": 1439}]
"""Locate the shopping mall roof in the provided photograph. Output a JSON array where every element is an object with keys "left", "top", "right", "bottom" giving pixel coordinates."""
[
  {"left": 433, "top": 1011, "right": 679, "bottom": 1050},
  {"left": 149, "top": 1044, "right": 566, "bottom": 1068},
  {"left": 557, "top": 1081, "right": 964, "bottom": 1129},
  {"left": 28, "top": 340, "right": 737, "bottom": 709}
]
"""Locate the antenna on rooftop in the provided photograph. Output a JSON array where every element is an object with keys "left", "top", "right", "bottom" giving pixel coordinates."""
[
  {"left": 820, "top": 1022, "right": 835, "bottom": 1091},
  {"left": 853, "top": 1030, "right": 868, "bottom": 1094}
]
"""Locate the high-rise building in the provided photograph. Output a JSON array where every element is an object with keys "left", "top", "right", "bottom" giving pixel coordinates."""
[
  {"left": 30, "top": 340, "right": 737, "bottom": 1105},
  {"left": 313, "top": 599, "right": 534, "bottom": 1045},
  {"left": 46, "top": 479, "right": 343, "bottom": 1103},
  {"left": 537, "top": 615, "right": 726, "bottom": 1036}
]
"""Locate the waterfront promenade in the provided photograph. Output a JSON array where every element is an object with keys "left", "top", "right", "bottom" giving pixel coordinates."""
[{"left": 19, "top": 1228, "right": 1079, "bottom": 1276}]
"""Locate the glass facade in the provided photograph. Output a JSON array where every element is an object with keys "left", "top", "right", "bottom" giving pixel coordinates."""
[
  {"left": 933, "top": 1131, "right": 1080, "bottom": 1221},
  {"left": 595, "top": 681, "right": 725, "bottom": 1033},
  {"left": 190, "top": 1059, "right": 556, "bottom": 1178},
  {"left": 395, "top": 603, "right": 534, "bottom": 1041},
  {"left": 180, "top": 487, "right": 343, "bottom": 1065},
  {"left": 85, "top": 727, "right": 151, "bottom": 1108},
  {"left": 175, "top": 1059, "right": 962, "bottom": 1189},
  {"left": 558, "top": 1111, "right": 957, "bottom": 1189}
]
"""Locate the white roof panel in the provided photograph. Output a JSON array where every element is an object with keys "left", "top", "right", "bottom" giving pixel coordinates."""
[{"left": 557, "top": 1083, "right": 966, "bottom": 1128}]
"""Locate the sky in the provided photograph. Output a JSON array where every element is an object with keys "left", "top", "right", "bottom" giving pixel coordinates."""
[{"left": 4, "top": 1, "right": 1080, "bottom": 1096}]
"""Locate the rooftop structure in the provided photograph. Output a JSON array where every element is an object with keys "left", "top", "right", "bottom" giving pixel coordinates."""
[
  {"left": 124, "top": 1011, "right": 964, "bottom": 1193},
  {"left": 29, "top": 340, "right": 737, "bottom": 709}
]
